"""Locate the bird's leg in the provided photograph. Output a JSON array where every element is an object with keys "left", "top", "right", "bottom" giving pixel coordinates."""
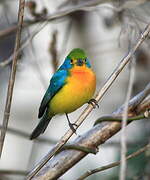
[
  {"left": 66, "top": 113, "right": 77, "bottom": 133},
  {"left": 88, "top": 98, "right": 99, "bottom": 108}
]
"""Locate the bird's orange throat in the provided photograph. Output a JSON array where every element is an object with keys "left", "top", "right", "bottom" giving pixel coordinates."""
[{"left": 69, "top": 65, "right": 96, "bottom": 85}]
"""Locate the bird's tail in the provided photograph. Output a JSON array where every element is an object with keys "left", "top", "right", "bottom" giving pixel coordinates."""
[{"left": 30, "top": 112, "right": 52, "bottom": 140}]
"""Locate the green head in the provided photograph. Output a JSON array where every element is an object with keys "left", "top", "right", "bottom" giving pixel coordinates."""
[
  {"left": 67, "top": 48, "right": 87, "bottom": 60},
  {"left": 60, "top": 48, "right": 91, "bottom": 69}
]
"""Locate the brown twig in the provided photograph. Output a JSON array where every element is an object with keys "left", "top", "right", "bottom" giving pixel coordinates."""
[
  {"left": 0, "top": 0, "right": 143, "bottom": 39},
  {"left": 49, "top": 30, "right": 59, "bottom": 72},
  {"left": 0, "top": 22, "right": 48, "bottom": 68},
  {"left": 31, "top": 82, "right": 150, "bottom": 180},
  {"left": 0, "top": 0, "right": 25, "bottom": 157},
  {"left": 76, "top": 143, "right": 150, "bottom": 180},
  {"left": 26, "top": 1, "right": 47, "bottom": 20},
  {"left": 0, "top": 170, "right": 28, "bottom": 176},
  {"left": 27, "top": 24, "right": 150, "bottom": 179}
]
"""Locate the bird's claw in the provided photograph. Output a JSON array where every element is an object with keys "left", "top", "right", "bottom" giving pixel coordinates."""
[
  {"left": 66, "top": 113, "right": 77, "bottom": 134},
  {"left": 68, "top": 122, "right": 77, "bottom": 134},
  {"left": 88, "top": 99, "right": 99, "bottom": 108}
]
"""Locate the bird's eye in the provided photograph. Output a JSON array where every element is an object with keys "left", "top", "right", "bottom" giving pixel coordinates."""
[
  {"left": 70, "top": 59, "right": 73, "bottom": 64},
  {"left": 85, "top": 58, "right": 87, "bottom": 62}
]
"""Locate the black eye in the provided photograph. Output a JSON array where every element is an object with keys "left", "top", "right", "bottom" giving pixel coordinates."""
[
  {"left": 85, "top": 58, "right": 87, "bottom": 62},
  {"left": 70, "top": 59, "right": 73, "bottom": 64}
]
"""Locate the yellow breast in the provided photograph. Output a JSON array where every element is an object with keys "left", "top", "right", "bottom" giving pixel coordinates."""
[{"left": 49, "top": 66, "right": 96, "bottom": 115}]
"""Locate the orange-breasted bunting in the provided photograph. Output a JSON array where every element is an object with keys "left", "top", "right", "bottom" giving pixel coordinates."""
[{"left": 30, "top": 48, "right": 96, "bottom": 139}]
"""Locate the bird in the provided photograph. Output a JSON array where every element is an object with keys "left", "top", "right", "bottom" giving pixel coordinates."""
[{"left": 30, "top": 48, "right": 96, "bottom": 140}]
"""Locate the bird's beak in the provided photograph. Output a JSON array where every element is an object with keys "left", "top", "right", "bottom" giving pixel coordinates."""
[{"left": 76, "top": 59, "right": 84, "bottom": 66}]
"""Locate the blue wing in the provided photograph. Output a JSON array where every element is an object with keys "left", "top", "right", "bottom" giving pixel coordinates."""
[{"left": 38, "top": 69, "right": 68, "bottom": 118}]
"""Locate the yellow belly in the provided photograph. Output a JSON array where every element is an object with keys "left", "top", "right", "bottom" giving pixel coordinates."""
[{"left": 48, "top": 67, "right": 96, "bottom": 115}]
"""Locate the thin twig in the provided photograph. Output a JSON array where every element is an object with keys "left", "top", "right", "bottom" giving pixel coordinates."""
[
  {"left": 76, "top": 143, "right": 150, "bottom": 180},
  {"left": 49, "top": 30, "right": 59, "bottom": 72},
  {"left": 0, "top": 0, "right": 144, "bottom": 39},
  {"left": 120, "top": 56, "right": 136, "bottom": 180},
  {"left": 28, "top": 28, "right": 48, "bottom": 89},
  {"left": 0, "top": 22, "right": 48, "bottom": 68},
  {"left": 0, "top": 0, "right": 105, "bottom": 39},
  {"left": 94, "top": 114, "right": 146, "bottom": 125},
  {"left": 0, "top": 170, "right": 28, "bottom": 176},
  {"left": 0, "top": 124, "right": 148, "bottom": 148},
  {"left": 0, "top": 125, "right": 57, "bottom": 145},
  {"left": 27, "top": 24, "right": 150, "bottom": 179},
  {"left": 0, "top": 0, "right": 25, "bottom": 158}
]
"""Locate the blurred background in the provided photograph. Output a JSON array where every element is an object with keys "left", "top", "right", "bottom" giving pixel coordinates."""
[{"left": 0, "top": 0, "right": 150, "bottom": 179}]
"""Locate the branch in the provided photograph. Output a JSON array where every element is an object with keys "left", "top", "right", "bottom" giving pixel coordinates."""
[
  {"left": 0, "top": 124, "right": 148, "bottom": 148},
  {"left": 120, "top": 56, "right": 136, "bottom": 180},
  {"left": 0, "top": 170, "right": 28, "bottom": 176},
  {"left": 0, "top": 0, "right": 107, "bottom": 39},
  {"left": 76, "top": 143, "right": 150, "bottom": 180},
  {"left": 32, "top": 82, "right": 150, "bottom": 180},
  {"left": 94, "top": 114, "right": 147, "bottom": 125},
  {"left": 0, "top": 0, "right": 145, "bottom": 39},
  {"left": 0, "top": 0, "right": 25, "bottom": 157},
  {"left": 0, "top": 125, "right": 57, "bottom": 145},
  {"left": 0, "top": 22, "right": 48, "bottom": 68},
  {"left": 27, "top": 23, "right": 150, "bottom": 179}
]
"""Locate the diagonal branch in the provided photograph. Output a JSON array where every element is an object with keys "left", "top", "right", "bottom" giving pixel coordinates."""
[
  {"left": 0, "top": 22, "right": 48, "bottom": 68},
  {"left": 0, "top": 0, "right": 25, "bottom": 157},
  {"left": 76, "top": 143, "right": 150, "bottom": 180},
  {"left": 32, "top": 83, "right": 150, "bottom": 180},
  {"left": 27, "top": 24, "right": 150, "bottom": 179}
]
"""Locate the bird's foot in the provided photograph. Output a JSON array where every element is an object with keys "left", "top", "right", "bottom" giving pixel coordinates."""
[
  {"left": 88, "top": 98, "right": 99, "bottom": 108},
  {"left": 68, "top": 122, "right": 78, "bottom": 134},
  {"left": 66, "top": 113, "right": 77, "bottom": 134}
]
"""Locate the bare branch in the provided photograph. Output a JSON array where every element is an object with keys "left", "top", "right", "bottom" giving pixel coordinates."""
[
  {"left": 0, "top": 0, "right": 25, "bottom": 157},
  {"left": 0, "top": 170, "right": 28, "bottom": 176},
  {"left": 0, "top": 0, "right": 146, "bottom": 39},
  {"left": 27, "top": 24, "right": 150, "bottom": 179},
  {"left": 76, "top": 143, "right": 150, "bottom": 180},
  {"left": 0, "top": 22, "right": 48, "bottom": 68},
  {"left": 0, "top": 125, "right": 57, "bottom": 145},
  {"left": 120, "top": 57, "right": 136, "bottom": 180}
]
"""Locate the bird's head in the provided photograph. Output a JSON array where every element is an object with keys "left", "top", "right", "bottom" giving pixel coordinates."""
[{"left": 60, "top": 48, "right": 91, "bottom": 70}]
